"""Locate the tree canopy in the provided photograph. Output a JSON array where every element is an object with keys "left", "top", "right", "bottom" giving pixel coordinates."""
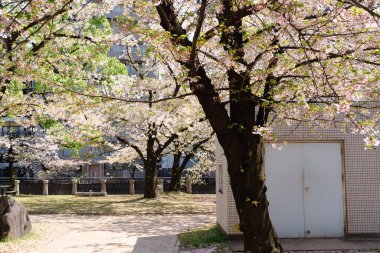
[{"left": 1, "top": 1, "right": 379, "bottom": 252}]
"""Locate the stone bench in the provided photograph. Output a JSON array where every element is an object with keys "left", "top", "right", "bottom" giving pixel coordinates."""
[
  {"left": 75, "top": 192, "right": 107, "bottom": 197},
  {"left": 5, "top": 191, "right": 17, "bottom": 196}
]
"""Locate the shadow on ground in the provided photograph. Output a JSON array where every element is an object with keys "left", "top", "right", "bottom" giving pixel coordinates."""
[{"left": 30, "top": 214, "right": 215, "bottom": 253}]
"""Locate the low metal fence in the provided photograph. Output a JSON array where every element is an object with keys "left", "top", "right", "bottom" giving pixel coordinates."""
[
  {"left": 192, "top": 178, "right": 216, "bottom": 194},
  {"left": 1, "top": 177, "right": 216, "bottom": 195},
  {"left": 161, "top": 177, "right": 186, "bottom": 192},
  {"left": 0, "top": 178, "right": 11, "bottom": 185},
  {"left": 134, "top": 178, "right": 145, "bottom": 194},
  {"left": 77, "top": 178, "right": 101, "bottom": 192},
  {"left": 19, "top": 180, "right": 43, "bottom": 195},
  {"left": 162, "top": 177, "right": 172, "bottom": 192},
  {"left": 106, "top": 178, "right": 130, "bottom": 195},
  {"left": 49, "top": 179, "right": 71, "bottom": 195}
]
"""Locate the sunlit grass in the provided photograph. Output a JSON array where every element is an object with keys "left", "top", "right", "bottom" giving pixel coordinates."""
[
  {"left": 0, "top": 222, "right": 52, "bottom": 253},
  {"left": 15, "top": 193, "right": 216, "bottom": 215},
  {"left": 179, "top": 225, "right": 229, "bottom": 250}
]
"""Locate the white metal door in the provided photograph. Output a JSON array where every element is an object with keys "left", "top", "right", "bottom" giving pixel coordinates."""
[
  {"left": 265, "top": 144, "right": 305, "bottom": 238},
  {"left": 265, "top": 143, "right": 344, "bottom": 238},
  {"left": 302, "top": 143, "right": 344, "bottom": 237}
]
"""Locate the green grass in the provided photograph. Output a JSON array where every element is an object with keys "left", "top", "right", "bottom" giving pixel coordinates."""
[
  {"left": 179, "top": 225, "right": 227, "bottom": 249},
  {"left": 14, "top": 193, "right": 216, "bottom": 215},
  {"left": 0, "top": 231, "right": 38, "bottom": 243},
  {"left": 0, "top": 223, "right": 51, "bottom": 252}
]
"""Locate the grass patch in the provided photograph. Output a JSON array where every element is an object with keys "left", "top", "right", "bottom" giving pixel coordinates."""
[
  {"left": 15, "top": 193, "right": 215, "bottom": 215},
  {"left": 179, "top": 225, "right": 227, "bottom": 249},
  {"left": 0, "top": 222, "right": 51, "bottom": 252},
  {"left": 0, "top": 230, "right": 39, "bottom": 243}
]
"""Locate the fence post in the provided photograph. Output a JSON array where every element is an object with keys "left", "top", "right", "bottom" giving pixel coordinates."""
[
  {"left": 157, "top": 179, "right": 164, "bottom": 194},
  {"left": 71, "top": 179, "right": 78, "bottom": 195},
  {"left": 100, "top": 179, "right": 107, "bottom": 194},
  {"left": 42, "top": 180, "right": 49, "bottom": 195},
  {"left": 129, "top": 179, "right": 135, "bottom": 195},
  {"left": 186, "top": 178, "right": 192, "bottom": 194},
  {"left": 14, "top": 180, "right": 20, "bottom": 195}
]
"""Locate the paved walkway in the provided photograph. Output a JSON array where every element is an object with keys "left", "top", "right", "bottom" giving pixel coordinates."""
[
  {"left": 27, "top": 214, "right": 215, "bottom": 253},
  {"left": 230, "top": 238, "right": 380, "bottom": 252}
]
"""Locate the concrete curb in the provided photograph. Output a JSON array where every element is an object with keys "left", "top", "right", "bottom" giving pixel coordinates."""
[{"left": 173, "top": 235, "right": 181, "bottom": 253}]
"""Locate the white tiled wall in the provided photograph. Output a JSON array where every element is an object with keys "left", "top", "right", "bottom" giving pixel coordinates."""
[{"left": 216, "top": 122, "right": 380, "bottom": 235}]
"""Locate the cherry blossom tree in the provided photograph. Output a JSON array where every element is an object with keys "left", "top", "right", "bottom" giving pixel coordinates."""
[
  {"left": 167, "top": 128, "right": 214, "bottom": 192},
  {"left": 114, "top": 1, "right": 380, "bottom": 251},
  {"left": 2, "top": 1, "right": 379, "bottom": 251},
  {"left": 0, "top": 120, "right": 79, "bottom": 187},
  {"left": 53, "top": 72, "right": 212, "bottom": 198},
  {"left": 38, "top": 24, "right": 215, "bottom": 198},
  {"left": 0, "top": 0, "right": 125, "bottom": 119},
  {"left": 0, "top": 0, "right": 125, "bottom": 184}
]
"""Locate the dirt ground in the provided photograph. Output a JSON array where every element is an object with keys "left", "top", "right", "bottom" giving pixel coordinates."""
[{"left": 0, "top": 214, "right": 215, "bottom": 253}]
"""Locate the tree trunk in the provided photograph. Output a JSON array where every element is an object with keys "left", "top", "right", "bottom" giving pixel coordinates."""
[
  {"left": 225, "top": 133, "right": 282, "bottom": 253},
  {"left": 131, "top": 166, "right": 136, "bottom": 179},
  {"left": 8, "top": 160, "right": 16, "bottom": 189},
  {"left": 8, "top": 146, "right": 16, "bottom": 189},
  {"left": 169, "top": 152, "right": 194, "bottom": 192},
  {"left": 144, "top": 127, "right": 159, "bottom": 198},
  {"left": 168, "top": 153, "right": 182, "bottom": 191},
  {"left": 144, "top": 158, "right": 158, "bottom": 198},
  {"left": 154, "top": 2, "right": 282, "bottom": 251}
]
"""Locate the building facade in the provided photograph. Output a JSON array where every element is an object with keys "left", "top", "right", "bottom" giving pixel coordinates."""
[{"left": 216, "top": 122, "right": 380, "bottom": 238}]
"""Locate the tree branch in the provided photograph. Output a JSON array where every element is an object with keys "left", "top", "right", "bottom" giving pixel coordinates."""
[
  {"left": 116, "top": 136, "right": 146, "bottom": 163},
  {"left": 189, "top": 0, "right": 207, "bottom": 77}
]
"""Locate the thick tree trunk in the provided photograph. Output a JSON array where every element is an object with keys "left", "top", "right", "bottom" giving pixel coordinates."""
[
  {"left": 8, "top": 158, "right": 16, "bottom": 190},
  {"left": 144, "top": 158, "right": 158, "bottom": 198},
  {"left": 168, "top": 153, "right": 182, "bottom": 191},
  {"left": 144, "top": 129, "right": 159, "bottom": 198},
  {"left": 154, "top": 2, "right": 282, "bottom": 251},
  {"left": 169, "top": 153, "right": 193, "bottom": 192},
  {"left": 8, "top": 146, "right": 16, "bottom": 189},
  {"left": 225, "top": 134, "right": 282, "bottom": 253}
]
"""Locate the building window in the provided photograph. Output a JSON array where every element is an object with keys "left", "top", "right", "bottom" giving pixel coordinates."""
[
  {"left": 1, "top": 126, "right": 9, "bottom": 136},
  {"left": 1, "top": 126, "right": 34, "bottom": 137},
  {"left": 218, "top": 164, "right": 223, "bottom": 194}
]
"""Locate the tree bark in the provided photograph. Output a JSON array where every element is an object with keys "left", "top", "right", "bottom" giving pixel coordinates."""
[
  {"left": 8, "top": 158, "right": 16, "bottom": 190},
  {"left": 225, "top": 133, "right": 282, "bottom": 253},
  {"left": 7, "top": 145, "right": 16, "bottom": 189},
  {"left": 155, "top": 2, "right": 283, "bottom": 251},
  {"left": 169, "top": 152, "right": 193, "bottom": 192},
  {"left": 144, "top": 132, "right": 158, "bottom": 198},
  {"left": 144, "top": 157, "right": 157, "bottom": 198},
  {"left": 168, "top": 152, "right": 182, "bottom": 191}
]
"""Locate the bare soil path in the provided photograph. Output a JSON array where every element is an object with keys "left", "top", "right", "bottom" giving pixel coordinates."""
[{"left": 0, "top": 214, "right": 215, "bottom": 253}]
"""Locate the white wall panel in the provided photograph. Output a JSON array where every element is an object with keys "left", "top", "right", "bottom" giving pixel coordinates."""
[
  {"left": 265, "top": 143, "right": 344, "bottom": 238},
  {"left": 265, "top": 144, "right": 305, "bottom": 238},
  {"left": 302, "top": 143, "right": 344, "bottom": 237}
]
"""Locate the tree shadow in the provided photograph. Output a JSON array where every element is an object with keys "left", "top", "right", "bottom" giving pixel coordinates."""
[{"left": 29, "top": 214, "right": 216, "bottom": 253}]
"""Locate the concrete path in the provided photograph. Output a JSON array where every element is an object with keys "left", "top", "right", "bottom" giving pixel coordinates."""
[
  {"left": 230, "top": 238, "right": 380, "bottom": 252},
  {"left": 282, "top": 238, "right": 380, "bottom": 251},
  {"left": 28, "top": 214, "right": 215, "bottom": 253}
]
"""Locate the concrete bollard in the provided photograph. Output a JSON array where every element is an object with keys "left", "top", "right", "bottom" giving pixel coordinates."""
[
  {"left": 186, "top": 178, "right": 192, "bottom": 194},
  {"left": 71, "top": 179, "right": 78, "bottom": 195},
  {"left": 14, "top": 180, "right": 20, "bottom": 195},
  {"left": 42, "top": 180, "right": 49, "bottom": 195},
  {"left": 157, "top": 179, "right": 164, "bottom": 194},
  {"left": 100, "top": 179, "right": 107, "bottom": 194},
  {"left": 129, "top": 179, "right": 135, "bottom": 195}
]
